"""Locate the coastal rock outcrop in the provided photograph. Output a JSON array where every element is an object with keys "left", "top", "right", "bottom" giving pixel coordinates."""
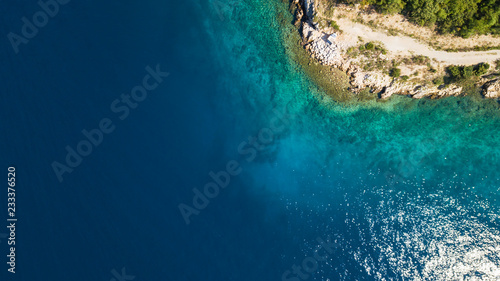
[
  {"left": 301, "top": 22, "right": 320, "bottom": 42},
  {"left": 308, "top": 37, "right": 342, "bottom": 65},
  {"left": 303, "top": 0, "right": 315, "bottom": 20},
  {"left": 302, "top": 23, "right": 342, "bottom": 65},
  {"left": 350, "top": 71, "right": 392, "bottom": 93},
  {"left": 295, "top": 3, "right": 494, "bottom": 100},
  {"left": 381, "top": 82, "right": 413, "bottom": 99},
  {"left": 381, "top": 82, "right": 462, "bottom": 99},
  {"left": 432, "top": 85, "right": 463, "bottom": 98},
  {"left": 483, "top": 79, "right": 500, "bottom": 98}
]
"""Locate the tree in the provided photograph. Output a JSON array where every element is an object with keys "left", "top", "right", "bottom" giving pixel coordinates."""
[
  {"left": 339, "top": 0, "right": 500, "bottom": 37},
  {"left": 375, "top": 0, "right": 406, "bottom": 14},
  {"left": 474, "top": 62, "right": 490, "bottom": 76},
  {"left": 462, "top": 65, "right": 474, "bottom": 78},
  {"left": 447, "top": 65, "right": 461, "bottom": 79}
]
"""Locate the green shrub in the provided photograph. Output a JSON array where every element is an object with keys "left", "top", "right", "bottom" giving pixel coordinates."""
[
  {"left": 447, "top": 65, "right": 461, "bottom": 79},
  {"left": 411, "top": 55, "right": 430, "bottom": 64},
  {"left": 474, "top": 62, "right": 490, "bottom": 76},
  {"left": 401, "top": 75, "right": 409, "bottom": 81},
  {"left": 462, "top": 66, "right": 474, "bottom": 79},
  {"left": 390, "top": 67, "right": 401, "bottom": 77},
  {"left": 359, "top": 45, "right": 366, "bottom": 51},
  {"left": 433, "top": 76, "right": 444, "bottom": 85},
  {"left": 329, "top": 20, "right": 340, "bottom": 30},
  {"left": 365, "top": 42, "right": 375, "bottom": 50},
  {"left": 446, "top": 63, "right": 489, "bottom": 81},
  {"left": 374, "top": 0, "right": 405, "bottom": 14}
]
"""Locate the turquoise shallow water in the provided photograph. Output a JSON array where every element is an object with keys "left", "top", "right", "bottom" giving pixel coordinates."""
[{"left": 201, "top": 0, "right": 500, "bottom": 279}]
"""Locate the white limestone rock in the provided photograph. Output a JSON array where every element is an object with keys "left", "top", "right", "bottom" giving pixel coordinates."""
[{"left": 483, "top": 79, "right": 500, "bottom": 98}]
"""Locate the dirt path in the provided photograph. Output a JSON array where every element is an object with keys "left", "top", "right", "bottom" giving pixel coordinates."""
[{"left": 336, "top": 18, "right": 500, "bottom": 65}]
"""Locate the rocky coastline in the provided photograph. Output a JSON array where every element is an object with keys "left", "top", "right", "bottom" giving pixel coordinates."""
[{"left": 292, "top": 0, "right": 500, "bottom": 99}]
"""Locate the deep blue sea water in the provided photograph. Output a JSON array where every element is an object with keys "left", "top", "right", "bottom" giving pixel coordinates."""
[{"left": 0, "top": 0, "right": 499, "bottom": 280}]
